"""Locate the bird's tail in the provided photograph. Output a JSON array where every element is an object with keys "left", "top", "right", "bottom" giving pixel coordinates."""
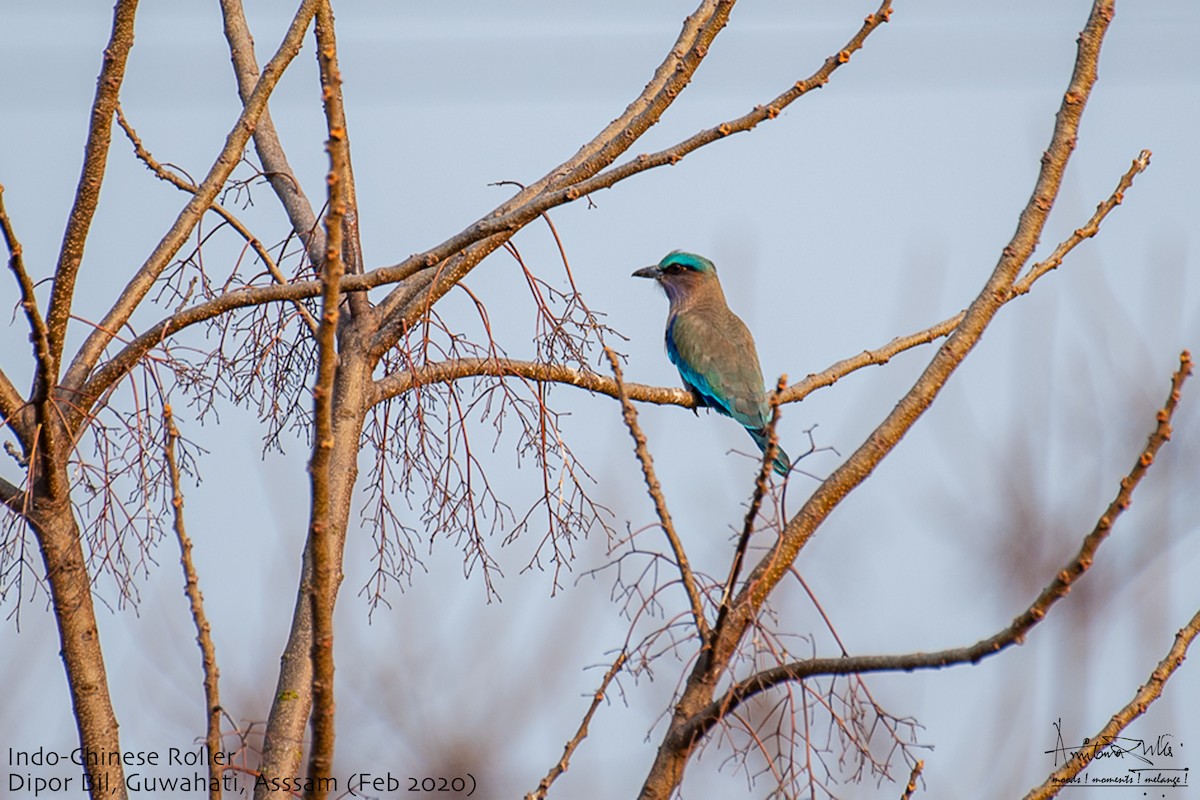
[{"left": 747, "top": 428, "right": 791, "bottom": 477}]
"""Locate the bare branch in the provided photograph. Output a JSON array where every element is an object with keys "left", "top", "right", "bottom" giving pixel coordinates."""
[
  {"left": 1012, "top": 148, "right": 1152, "bottom": 296},
  {"left": 738, "top": 0, "right": 1117, "bottom": 614},
  {"left": 62, "top": 0, "right": 322, "bottom": 394},
  {"left": 369, "top": 0, "right": 746, "bottom": 342},
  {"left": 639, "top": 4, "right": 1126, "bottom": 795},
  {"left": 0, "top": 186, "right": 38, "bottom": 445},
  {"left": 901, "top": 760, "right": 924, "bottom": 800},
  {"left": 369, "top": 146, "right": 1150, "bottom": 420},
  {"left": 45, "top": 0, "right": 140, "bottom": 370},
  {"left": 164, "top": 403, "right": 224, "bottom": 799},
  {"left": 780, "top": 147, "right": 1153, "bottom": 402},
  {"left": 605, "top": 347, "right": 710, "bottom": 640},
  {"left": 1, "top": 186, "right": 66, "bottom": 499},
  {"left": 713, "top": 376, "right": 786, "bottom": 640},
  {"left": 303, "top": 4, "right": 349, "bottom": 796},
  {"left": 371, "top": 1, "right": 895, "bottom": 356},
  {"left": 681, "top": 349, "right": 1190, "bottom": 749},
  {"left": 570, "top": 3, "right": 893, "bottom": 201},
  {"left": 114, "top": 103, "right": 320, "bottom": 335},
  {"left": 1022, "top": 606, "right": 1200, "bottom": 800},
  {"left": 219, "top": 0, "right": 326, "bottom": 274},
  {"left": 526, "top": 651, "right": 628, "bottom": 800}
]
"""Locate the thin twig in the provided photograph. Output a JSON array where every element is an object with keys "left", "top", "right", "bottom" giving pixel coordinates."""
[
  {"left": 605, "top": 347, "right": 709, "bottom": 641},
  {"left": 525, "top": 651, "right": 628, "bottom": 800},
  {"left": 781, "top": 147, "right": 1153, "bottom": 406},
  {"left": 2, "top": 187, "right": 67, "bottom": 503},
  {"left": 0, "top": 186, "right": 43, "bottom": 449},
  {"left": 62, "top": 0, "right": 322, "bottom": 393},
  {"left": 114, "top": 103, "right": 319, "bottom": 335},
  {"left": 164, "top": 404, "right": 223, "bottom": 799}
]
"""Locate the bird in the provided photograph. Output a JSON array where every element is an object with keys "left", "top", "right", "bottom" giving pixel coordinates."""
[{"left": 633, "top": 250, "right": 790, "bottom": 476}]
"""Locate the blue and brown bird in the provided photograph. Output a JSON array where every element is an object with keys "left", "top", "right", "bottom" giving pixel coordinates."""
[{"left": 633, "top": 250, "right": 791, "bottom": 476}]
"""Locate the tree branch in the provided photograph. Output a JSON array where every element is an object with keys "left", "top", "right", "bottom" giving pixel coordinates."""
[
  {"left": 605, "top": 348, "right": 710, "bottom": 640},
  {"left": 679, "top": 349, "right": 1189, "bottom": 751},
  {"left": 712, "top": 376, "right": 786, "bottom": 644},
  {"left": 1, "top": 185, "right": 65, "bottom": 498},
  {"left": 370, "top": 1, "right": 893, "bottom": 357},
  {"left": 369, "top": 0, "right": 747, "bottom": 340},
  {"left": 901, "top": 760, "right": 924, "bottom": 800},
  {"left": 62, "top": 0, "right": 322, "bottom": 394},
  {"left": 781, "top": 148, "right": 1152, "bottom": 406},
  {"left": 303, "top": 5, "right": 348, "bottom": 796},
  {"left": 114, "top": 103, "right": 320, "bottom": 335},
  {"left": 1022, "top": 606, "right": 1200, "bottom": 800},
  {"left": 737, "top": 0, "right": 1117, "bottom": 617},
  {"left": 219, "top": 0, "right": 326, "bottom": 274},
  {"left": 164, "top": 404, "right": 224, "bottom": 799},
  {"left": 526, "top": 651, "right": 628, "bottom": 800},
  {"left": 368, "top": 147, "right": 1149, "bottom": 418},
  {"left": 0, "top": 185, "right": 37, "bottom": 445},
  {"left": 45, "top": 0, "right": 140, "bottom": 371},
  {"left": 638, "top": 3, "right": 1121, "bottom": 796}
]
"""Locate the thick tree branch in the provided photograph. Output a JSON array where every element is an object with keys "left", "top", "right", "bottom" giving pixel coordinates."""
[
  {"left": 679, "top": 350, "right": 1189, "bottom": 744},
  {"left": 219, "top": 0, "right": 326, "bottom": 274},
  {"left": 45, "top": 0, "right": 139, "bottom": 371},
  {"left": 303, "top": 6, "right": 348, "bottom": 797},
  {"left": 62, "top": 0, "right": 321, "bottom": 395}
]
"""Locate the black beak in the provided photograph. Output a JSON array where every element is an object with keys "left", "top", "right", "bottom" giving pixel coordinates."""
[{"left": 632, "top": 265, "right": 660, "bottom": 279}]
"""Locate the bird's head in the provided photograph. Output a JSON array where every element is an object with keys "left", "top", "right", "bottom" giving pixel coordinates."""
[{"left": 632, "top": 251, "right": 720, "bottom": 306}]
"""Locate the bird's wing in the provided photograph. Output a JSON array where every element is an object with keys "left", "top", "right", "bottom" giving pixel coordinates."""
[{"left": 666, "top": 309, "right": 770, "bottom": 430}]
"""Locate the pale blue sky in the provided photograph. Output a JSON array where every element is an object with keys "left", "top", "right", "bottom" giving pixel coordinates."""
[{"left": 2, "top": 2, "right": 1199, "bottom": 798}]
